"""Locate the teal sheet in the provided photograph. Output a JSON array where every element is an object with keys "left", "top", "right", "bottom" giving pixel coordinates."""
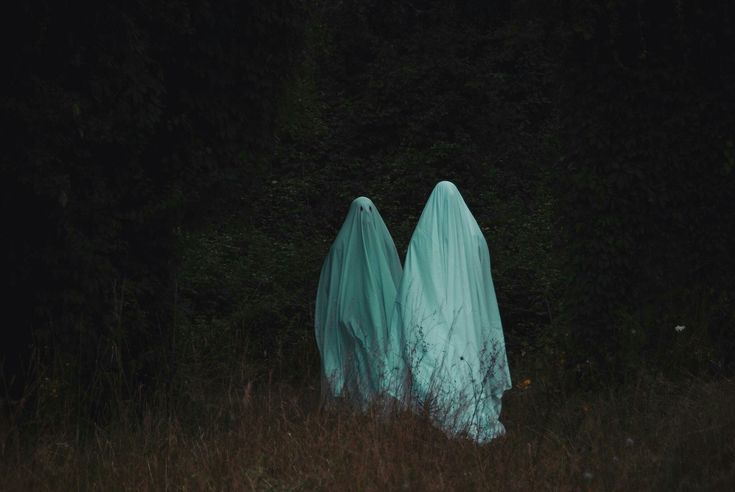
[
  {"left": 385, "top": 181, "right": 511, "bottom": 442},
  {"left": 314, "top": 197, "right": 402, "bottom": 405}
]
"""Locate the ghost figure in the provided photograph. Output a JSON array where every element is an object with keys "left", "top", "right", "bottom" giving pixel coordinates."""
[
  {"left": 386, "top": 181, "right": 511, "bottom": 442},
  {"left": 315, "top": 197, "right": 402, "bottom": 406}
]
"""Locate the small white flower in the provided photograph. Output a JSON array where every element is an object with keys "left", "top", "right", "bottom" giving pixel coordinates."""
[
  {"left": 583, "top": 471, "right": 594, "bottom": 481},
  {"left": 625, "top": 437, "right": 634, "bottom": 447},
  {"left": 674, "top": 325, "right": 686, "bottom": 333},
  {"left": 630, "top": 329, "right": 636, "bottom": 335}
]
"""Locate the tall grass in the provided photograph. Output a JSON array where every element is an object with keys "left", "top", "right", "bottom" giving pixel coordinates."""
[{"left": 2, "top": 369, "right": 733, "bottom": 490}]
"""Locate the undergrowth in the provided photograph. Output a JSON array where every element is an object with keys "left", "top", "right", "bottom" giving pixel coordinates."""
[{"left": 2, "top": 371, "right": 733, "bottom": 490}]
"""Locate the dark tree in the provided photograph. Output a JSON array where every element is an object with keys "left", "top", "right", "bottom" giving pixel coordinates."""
[{"left": 0, "top": 0, "right": 303, "bottom": 410}]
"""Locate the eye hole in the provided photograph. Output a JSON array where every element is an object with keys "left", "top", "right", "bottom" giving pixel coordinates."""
[
  {"left": 369, "top": 206, "right": 372, "bottom": 212},
  {"left": 360, "top": 206, "right": 363, "bottom": 211}
]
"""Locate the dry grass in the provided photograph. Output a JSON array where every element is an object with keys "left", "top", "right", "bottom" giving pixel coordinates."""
[{"left": 2, "top": 374, "right": 734, "bottom": 491}]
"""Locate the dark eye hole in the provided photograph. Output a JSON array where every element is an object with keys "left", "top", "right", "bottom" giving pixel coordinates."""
[
  {"left": 360, "top": 206, "right": 363, "bottom": 211},
  {"left": 369, "top": 206, "right": 372, "bottom": 212}
]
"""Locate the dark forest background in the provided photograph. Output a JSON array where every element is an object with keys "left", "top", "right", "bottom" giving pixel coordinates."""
[{"left": 2, "top": 0, "right": 734, "bottom": 424}]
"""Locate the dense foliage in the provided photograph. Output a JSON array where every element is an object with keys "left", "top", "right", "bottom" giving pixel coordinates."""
[
  {"left": 556, "top": 0, "right": 735, "bottom": 379},
  {"left": 1, "top": 0, "right": 303, "bottom": 408},
  {"left": 1, "top": 0, "right": 733, "bottom": 420}
]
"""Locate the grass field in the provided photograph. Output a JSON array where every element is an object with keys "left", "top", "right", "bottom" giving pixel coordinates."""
[{"left": 2, "top": 374, "right": 733, "bottom": 490}]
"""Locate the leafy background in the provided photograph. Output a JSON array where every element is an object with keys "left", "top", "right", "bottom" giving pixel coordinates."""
[{"left": 2, "top": 0, "right": 733, "bottom": 424}]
